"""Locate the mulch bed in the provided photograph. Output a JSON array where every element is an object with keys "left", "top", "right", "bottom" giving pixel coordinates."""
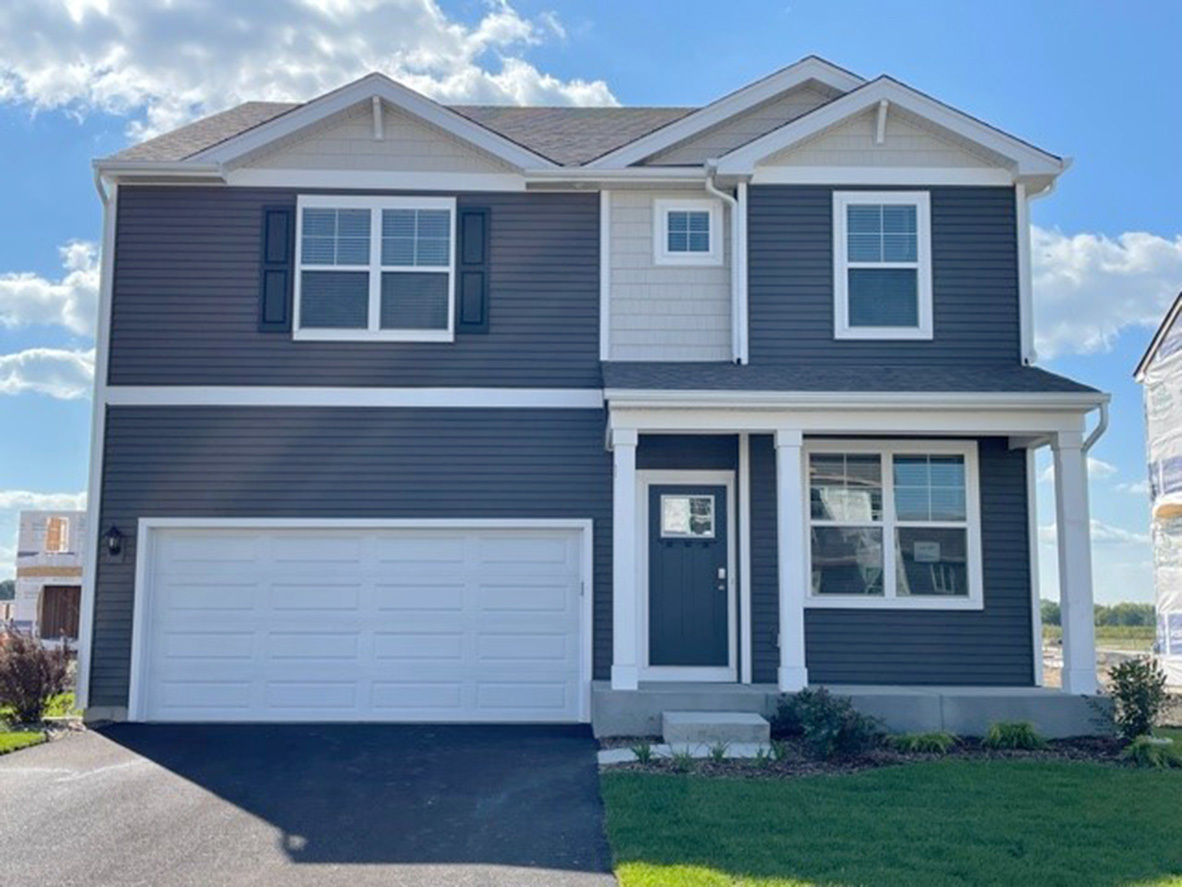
[{"left": 600, "top": 735, "right": 1128, "bottom": 779}]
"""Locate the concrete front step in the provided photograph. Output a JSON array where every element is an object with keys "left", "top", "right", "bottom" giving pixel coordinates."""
[{"left": 662, "top": 710, "right": 770, "bottom": 745}]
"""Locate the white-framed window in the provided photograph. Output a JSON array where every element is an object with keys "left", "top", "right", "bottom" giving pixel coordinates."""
[
  {"left": 804, "top": 440, "right": 982, "bottom": 610},
  {"left": 294, "top": 195, "right": 456, "bottom": 342},
  {"left": 653, "top": 198, "right": 723, "bottom": 266},
  {"left": 833, "top": 191, "right": 932, "bottom": 340}
]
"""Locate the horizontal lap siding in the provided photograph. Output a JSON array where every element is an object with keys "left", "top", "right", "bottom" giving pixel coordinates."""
[
  {"left": 750, "top": 436, "right": 1034, "bottom": 685},
  {"left": 90, "top": 407, "right": 612, "bottom": 708},
  {"left": 108, "top": 187, "right": 601, "bottom": 387},
  {"left": 748, "top": 185, "right": 1020, "bottom": 365}
]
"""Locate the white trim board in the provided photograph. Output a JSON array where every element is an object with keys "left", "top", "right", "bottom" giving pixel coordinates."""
[
  {"left": 127, "top": 517, "right": 594, "bottom": 723},
  {"left": 105, "top": 387, "right": 605, "bottom": 409},
  {"left": 227, "top": 169, "right": 526, "bottom": 191},
  {"left": 751, "top": 167, "right": 1015, "bottom": 186},
  {"left": 636, "top": 470, "right": 738, "bottom": 682}
]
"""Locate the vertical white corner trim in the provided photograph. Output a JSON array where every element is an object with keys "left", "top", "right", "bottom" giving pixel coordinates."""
[
  {"left": 1015, "top": 182, "right": 1036, "bottom": 365},
  {"left": 1027, "top": 446, "right": 1044, "bottom": 686},
  {"left": 775, "top": 429, "right": 809, "bottom": 691},
  {"left": 599, "top": 190, "right": 612, "bottom": 361},
  {"left": 77, "top": 180, "right": 118, "bottom": 712},
  {"left": 736, "top": 181, "right": 750, "bottom": 364},
  {"left": 1052, "top": 431, "right": 1099, "bottom": 695},
  {"left": 610, "top": 428, "right": 639, "bottom": 689},
  {"left": 739, "top": 434, "right": 753, "bottom": 683}
]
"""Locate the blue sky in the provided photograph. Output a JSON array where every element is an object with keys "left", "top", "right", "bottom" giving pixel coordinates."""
[{"left": 0, "top": 0, "right": 1179, "bottom": 603}]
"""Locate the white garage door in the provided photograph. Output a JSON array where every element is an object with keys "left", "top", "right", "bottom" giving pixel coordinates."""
[{"left": 132, "top": 523, "right": 588, "bottom": 723}]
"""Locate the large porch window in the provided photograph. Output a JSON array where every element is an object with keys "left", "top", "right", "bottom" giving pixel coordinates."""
[{"left": 805, "top": 440, "right": 983, "bottom": 609}]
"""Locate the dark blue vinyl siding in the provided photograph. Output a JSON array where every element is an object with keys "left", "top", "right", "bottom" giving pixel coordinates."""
[
  {"left": 748, "top": 186, "right": 1020, "bottom": 365},
  {"left": 108, "top": 187, "right": 601, "bottom": 388},
  {"left": 749, "top": 435, "right": 1034, "bottom": 685},
  {"left": 89, "top": 406, "right": 612, "bottom": 708}
]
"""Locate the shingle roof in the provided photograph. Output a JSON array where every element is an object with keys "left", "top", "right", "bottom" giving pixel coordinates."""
[
  {"left": 601, "top": 362, "right": 1100, "bottom": 395},
  {"left": 108, "top": 101, "right": 693, "bottom": 167}
]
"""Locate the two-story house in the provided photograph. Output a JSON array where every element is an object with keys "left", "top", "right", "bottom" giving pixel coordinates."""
[{"left": 78, "top": 56, "right": 1108, "bottom": 735}]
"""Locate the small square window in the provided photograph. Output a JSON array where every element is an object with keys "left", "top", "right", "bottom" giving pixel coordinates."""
[
  {"left": 661, "top": 495, "right": 715, "bottom": 538},
  {"left": 654, "top": 200, "right": 722, "bottom": 266}
]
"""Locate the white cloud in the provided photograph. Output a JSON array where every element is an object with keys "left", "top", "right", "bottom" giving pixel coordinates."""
[
  {"left": 1032, "top": 226, "right": 1182, "bottom": 359},
  {"left": 0, "top": 491, "right": 87, "bottom": 510},
  {"left": 1039, "top": 519, "right": 1150, "bottom": 546},
  {"left": 0, "top": 347, "right": 95, "bottom": 399},
  {"left": 0, "top": 0, "right": 617, "bottom": 140},
  {"left": 0, "top": 241, "right": 99, "bottom": 336},
  {"left": 1115, "top": 480, "right": 1150, "bottom": 495},
  {"left": 1038, "top": 456, "right": 1118, "bottom": 484}
]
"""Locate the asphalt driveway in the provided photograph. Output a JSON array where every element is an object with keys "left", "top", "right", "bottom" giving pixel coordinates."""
[{"left": 0, "top": 724, "right": 615, "bottom": 886}]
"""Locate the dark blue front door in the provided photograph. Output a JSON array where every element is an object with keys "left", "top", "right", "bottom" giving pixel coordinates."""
[{"left": 648, "top": 485, "right": 729, "bottom": 667}]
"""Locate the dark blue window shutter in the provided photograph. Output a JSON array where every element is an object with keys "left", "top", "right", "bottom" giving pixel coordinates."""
[
  {"left": 457, "top": 207, "right": 490, "bottom": 334},
  {"left": 259, "top": 206, "right": 295, "bottom": 332}
]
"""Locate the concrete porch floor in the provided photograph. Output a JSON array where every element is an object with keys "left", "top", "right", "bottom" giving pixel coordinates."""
[{"left": 591, "top": 681, "right": 1110, "bottom": 739}]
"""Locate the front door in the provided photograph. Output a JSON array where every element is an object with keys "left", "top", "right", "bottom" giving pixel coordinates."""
[{"left": 648, "top": 485, "right": 729, "bottom": 669}]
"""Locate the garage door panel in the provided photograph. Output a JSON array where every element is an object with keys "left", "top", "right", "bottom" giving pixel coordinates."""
[{"left": 139, "top": 526, "right": 586, "bottom": 722}]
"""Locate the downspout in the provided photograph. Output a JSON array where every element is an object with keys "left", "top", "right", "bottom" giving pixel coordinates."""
[
  {"left": 1083, "top": 400, "right": 1109, "bottom": 453},
  {"left": 705, "top": 160, "right": 747, "bottom": 364}
]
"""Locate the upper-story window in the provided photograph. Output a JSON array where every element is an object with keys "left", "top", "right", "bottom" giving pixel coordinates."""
[
  {"left": 653, "top": 198, "right": 722, "bottom": 266},
  {"left": 294, "top": 195, "right": 455, "bottom": 342},
  {"left": 833, "top": 191, "right": 932, "bottom": 340}
]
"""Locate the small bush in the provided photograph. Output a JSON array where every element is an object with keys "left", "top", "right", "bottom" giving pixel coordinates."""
[
  {"left": 629, "top": 740, "right": 653, "bottom": 764},
  {"left": 887, "top": 732, "right": 959, "bottom": 754},
  {"left": 774, "top": 688, "right": 884, "bottom": 761},
  {"left": 770, "top": 739, "right": 792, "bottom": 762},
  {"left": 708, "top": 742, "right": 729, "bottom": 763},
  {"left": 1122, "top": 735, "right": 1182, "bottom": 769},
  {"left": 670, "top": 749, "right": 695, "bottom": 773},
  {"left": 982, "top": 721, "right": 1046, "bottom": 750},
  {"left": 752, "top": 746, "right": 773, "bottom": 769},
  {"left": 1109, "top": 657, "right": 1168, "bottom": 740},
  {"left": 0, "top": 633, "right": 70, "bottom": 724}
]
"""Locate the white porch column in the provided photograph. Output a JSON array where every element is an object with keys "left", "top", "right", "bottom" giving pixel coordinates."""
[
  {"left": 1052, "top": 431, "right": 1099, "bottom": 695},
  {"left": 775, "top": 429, "right": 809, "bottom": 691},
  {"left": 611, "top": 428, "right": 640, "bottom": 690}
]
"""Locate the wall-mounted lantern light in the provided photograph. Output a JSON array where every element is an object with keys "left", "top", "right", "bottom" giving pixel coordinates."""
[{"left": 103, "top": 525, "right": 124, "bottom": 557}]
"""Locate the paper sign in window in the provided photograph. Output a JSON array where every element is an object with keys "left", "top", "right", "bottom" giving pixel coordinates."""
[{"left": 661, "top": 495, "right": 715, "bottom": 539}]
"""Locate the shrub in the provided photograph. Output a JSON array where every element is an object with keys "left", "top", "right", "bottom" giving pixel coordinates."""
[
  {"left": 670, "top": 749, "right": 695, "bottom": 773},
  {"left": 886, "top": 732, "right": 959, "bottom": 754},
  {"left": 773, "top": 688, "right": 883, "bottom": 761},
  {"left": 752, "top": 746, "right": 773, "bottom": 769},
  {"left": 629, "top": 740, "right": 653, "bottom": 764},
  {"left": 982, "top": 721, "right": 1046, "bottom": 750},
  {"left": 770, "top": 739, "right": 792, "bottom": 762},
  {"left": 1108, "top": 657, "right": 1168, "bottom": 740},
  {"left": 0, "top": 633, "right": 70, "bottom": 724},
  {"left": 708, "top": 742, "right": 729, "bottom": 763},
  {"left": 1122, "top": 735, "right": 1182, "bottom": 769}
]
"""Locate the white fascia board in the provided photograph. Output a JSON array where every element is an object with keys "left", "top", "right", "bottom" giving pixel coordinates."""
[
  {"left": 717, "top": 77, "right": 1065, "bottom": 178},
  {"left": 188, "top": 73, "right": 556, "bottom": 170},
  {"left": 586, "top": 57, "right": 864, "bottom": 169},
  {"left": 227, "top": 168, "right": 525, "bottom": 191},
  {"left": 526, "top": 167, "right": 708, "bottom": 185},
  {"left": 105, "top": 386, "right": 605, "bottom": 409},
  {"left": 92, "top": 160, "right": 225, "bottom": 180},
  {"left": 604, "top": 388, "right": 1108, "bottom": 411},
  {"left": 752, "top": 166, "right": 1014, "bottom": 186}
]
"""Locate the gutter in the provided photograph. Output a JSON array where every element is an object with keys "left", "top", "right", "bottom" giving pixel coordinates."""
[
  {"left": 92, "top": 159, "right": 226, "bottom": 180},
  {"left": 1083, "top": 400, "right": 1108, "bottom": 453},
  {"left": 605, "top": 388, "right": 1110, "bottom": 411},
  {"left": 705, "top": 160, "right": 748, "bottom": 364}
]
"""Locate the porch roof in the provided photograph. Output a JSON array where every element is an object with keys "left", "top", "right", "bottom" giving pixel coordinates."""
[{"left": 602, "top": 362, "right": 1099, "bottom": 395}]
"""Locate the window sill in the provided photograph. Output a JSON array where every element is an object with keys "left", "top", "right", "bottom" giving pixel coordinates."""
[
  {"left": 653, "top": 253, "right": 725, "bottom": 268},
  {"left": 292, "top": 329, "right": 455, "bottom": 343},
  {"left": 804, "top": 595, "right": 983, "bottom": 611},
  {"left": 834, "top": 327, "right": 933, "bottom": 341}
]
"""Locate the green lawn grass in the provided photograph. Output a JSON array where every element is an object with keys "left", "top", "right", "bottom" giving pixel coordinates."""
[
  {"left": 0, "top": 732, "right": 45, "bottom": 755},
  {"left": 601, "top": 762, "right": 1182, "bottom": 887}
]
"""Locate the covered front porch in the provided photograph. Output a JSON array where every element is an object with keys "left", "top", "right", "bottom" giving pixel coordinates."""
[{"left": 601, "top": 364, "right": 1109, "bottom": 735}]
